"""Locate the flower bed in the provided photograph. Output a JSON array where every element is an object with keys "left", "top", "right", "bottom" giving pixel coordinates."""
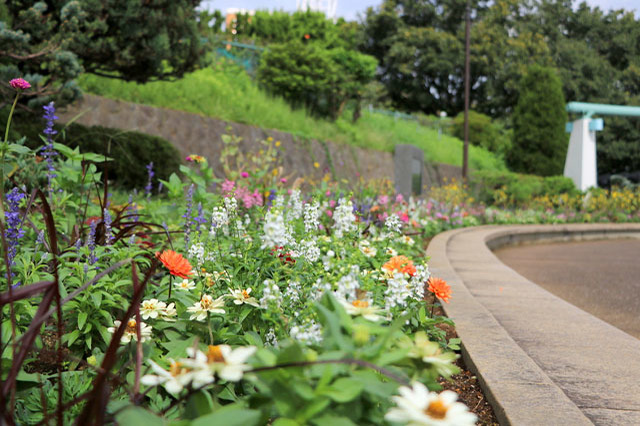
[{"left": 2, "top": 80, "right": 640, "bottom": 424}]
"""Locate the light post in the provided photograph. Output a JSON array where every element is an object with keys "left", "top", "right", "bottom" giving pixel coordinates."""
[{"left": 462, "top": 0, "right": 471, "bottom": 180}]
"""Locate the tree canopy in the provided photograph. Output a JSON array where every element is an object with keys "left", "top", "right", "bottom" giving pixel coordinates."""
[{"left": 1, "top": 0, "right": 203, "bottom": 108}]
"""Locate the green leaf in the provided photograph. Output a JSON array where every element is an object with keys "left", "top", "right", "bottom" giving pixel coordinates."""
[
  {"left": 273, "top": 419, "right": 301, "bottom": 426},
  {"left": 115, "top": 406, "right": 165, "bottom": 426},
  {"left": 7, "top": 143, "right": 31, "bottom": 154},
  {"left": 311, "top": 415, "right": 358, "bottom": 426},
  {"left": 191, "top": 404, "right": 261, "bottom": 426},
  {"left": 78, "top": 312, "right": 87, "bottom": 330},
  {"left": 184, "top": 390, "right": 214, "bottom": 419},
  {"left": 320, "top": 378, "right": 364, "bottom": 403},
  {"left": 64, "top": 329, "right": 81, "bottom": 346}
]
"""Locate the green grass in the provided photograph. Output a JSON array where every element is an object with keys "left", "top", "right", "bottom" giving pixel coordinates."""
[{"left": 79, "top": 60, "right": 506, "bottom": 171}]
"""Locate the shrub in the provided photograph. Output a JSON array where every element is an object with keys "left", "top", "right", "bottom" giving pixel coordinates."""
[
  {"left": 508, "top": 65, "right": 568, "bottom": 176},
  {"left": 3, "top": 110, "right": 181, "bottom": 190},
  {"left": 471, "top": 170, "right": 578, "bottom": 207},
  {"left": 452, "top": 110, "right": 512, "bottom": 156},
  {"left": 257, "top": 41, "right": 377, "bottom": 120}
]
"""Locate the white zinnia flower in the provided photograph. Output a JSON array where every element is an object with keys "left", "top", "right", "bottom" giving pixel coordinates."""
[
  {"left": 359, "top": 244, "right": 377, "bottom": 257},
  {"left": 397, "top": 235, "right": 415, "bottom": 246},
  {"left": 385, "top": 382, "right": 476, "bottom": 426},
  {"left": 187, "top": 295, "right": 225, "bottom": 321},
  {"left": 161, "top": 302, "right": 177, "bottom": 321},
  {"left": 182, "top": 345, "right": 256, "bottom": 382},
  {"left": 140, "top": 299, "right": 167, "bottom": 320},
  {"left": 140, "top": 358, "right": 213, "bottom": 395},
  {"left": 228, "top": 288, "right": 260, "bottom": 307},
  {"left": 107, "top": 319, "right": 152, "bottom": 343},
  {"left": 174, "top": 279, "right": 196, "bottom": 291},
  {"left": 340, "top": 298, "right": 385, "bottom": 322}
]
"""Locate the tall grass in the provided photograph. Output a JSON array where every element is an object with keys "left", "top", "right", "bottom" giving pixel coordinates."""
[{"left": 79, "top": 60, "right": 506, "bottom": 171}]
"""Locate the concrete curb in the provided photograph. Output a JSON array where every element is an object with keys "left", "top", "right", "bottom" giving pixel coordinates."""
[{"left": 427, "top": 224, "right": 640, "bottom": 425}]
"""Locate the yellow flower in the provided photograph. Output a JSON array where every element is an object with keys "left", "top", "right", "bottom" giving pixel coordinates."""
[
  {"left": 275, "top": 141, "right": 281, "bottom": 147},
  {"left": 313, "top": 162, "right": 320, "bottom": 169}
]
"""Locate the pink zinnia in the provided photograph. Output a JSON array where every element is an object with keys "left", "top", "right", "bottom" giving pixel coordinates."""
[
  {"left": 241, "top": 172, "right": 249, "bottom": 178},
  {"left": 9, "top": 78, "right": 30, "bottom": 90}
]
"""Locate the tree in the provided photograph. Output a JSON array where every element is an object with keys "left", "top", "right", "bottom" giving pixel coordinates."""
[
  {"left": 0, "top": 0, "right": 203, "bottom": 108},
  {"left": 508, "top": 65, "right": 568, "bottom": 176}
]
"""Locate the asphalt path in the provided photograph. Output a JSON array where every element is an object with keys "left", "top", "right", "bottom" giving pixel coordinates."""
[{"left": 493, "top": 238, "right": 640, "bottom": 339}]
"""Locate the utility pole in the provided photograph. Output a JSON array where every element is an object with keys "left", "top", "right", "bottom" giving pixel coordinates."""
[{"left": 462, "top": 0, "right": 471, "bottom": 180}]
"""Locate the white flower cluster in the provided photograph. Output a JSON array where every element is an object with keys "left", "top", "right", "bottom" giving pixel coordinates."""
[
  {"left": 295, "top": 239, "right": 320, "bottom": 263},
  {"left": 265, "top": 327, "right": 279, "bottom": 347},
  {"left": 288, "top": 189, "right": 303, "bottom": 220},
  {"left": 385, "top": 214, "right": 402, "bottom": 234},
  {"left": 385, "top": 272, "right": 412, "bottom": 311},
  {"left": 333, "top": 198, "right": 356, "bottom": 238},
  {"left": 223, "top": 196, "right": 238, "bottom": 215},
  {"left": 274, "top": 194, "right": 285, "bottom": 208},
  {"left": 261, "top": 209, "right": 287, "bottom": 249},
  {"left": 210, "top": 206, "right": 229, "bottom": 237},
  {"left": 310, "top": 278, "right": 332, "bottom": 301},
  {"left": 286, "top": 281, "right": 303, "bottom": 305},
  {"left": 303, "top": 200, "right": 321, "bottom": 233},
  {"left": 409, "top": 264, "right": 430, "bottom": 301},
  {"left": 290, "top": 320, "right": 323, "bottom": 345},
  {"left": 188, "top": 242, "right": 205, "bottom": 267},
  {"left": 333, "top": 266, "right": 360, "bottom": 301},
  {"left": 259, "top": 279, "right": 283, "bottom": 309}
]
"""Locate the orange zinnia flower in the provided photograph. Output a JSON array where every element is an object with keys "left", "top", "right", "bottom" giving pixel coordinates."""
[
  {"left": 156, "top": 250, "right": 193, "bottom": 279},
  {"left": 428, "top": 277, "right": 451, "bottom": 303},
  {"left": 382, "top": 255, "right": 416, "bottom": 277}
]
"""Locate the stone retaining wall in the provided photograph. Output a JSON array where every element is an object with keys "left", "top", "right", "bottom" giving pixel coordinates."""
[{"left": 58, "top": 95, "right": 461, "bottom": 191}]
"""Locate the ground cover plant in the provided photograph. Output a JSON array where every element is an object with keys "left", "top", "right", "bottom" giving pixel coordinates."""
[{"left": 78, "top": 59, "right": 505, "bottom": 172}]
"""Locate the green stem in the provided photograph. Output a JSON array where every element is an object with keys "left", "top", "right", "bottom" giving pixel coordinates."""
[
  {"left": 3, "top": 92, "right": 19, "bottom": 144},
  {"left": 207, "top": 313, "right": 214, "bottom": 345}
]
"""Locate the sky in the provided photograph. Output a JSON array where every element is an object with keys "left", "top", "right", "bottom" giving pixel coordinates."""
[{"left": 200, "top": 0, "right": 638, "bottom": 21}]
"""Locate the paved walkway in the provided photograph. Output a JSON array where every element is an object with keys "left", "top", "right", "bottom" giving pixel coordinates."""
[
  {"left": 427, "top": 224, "right": 640, "bottom": 426},
  {"left": 494, "top": 239, "right": 640, "bottom": 339}
]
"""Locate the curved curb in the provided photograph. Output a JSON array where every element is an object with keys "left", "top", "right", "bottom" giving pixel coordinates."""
[{"left": 427, "top": 224, "right": 640, "bottom": 426}]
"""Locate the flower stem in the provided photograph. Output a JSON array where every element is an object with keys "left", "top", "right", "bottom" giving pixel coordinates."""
[
  {"left": 207, "top": 313, "right": 214, "bottom": 345},
  {"left": 3, "top": 92, "right": 19, "bottom": 145}
]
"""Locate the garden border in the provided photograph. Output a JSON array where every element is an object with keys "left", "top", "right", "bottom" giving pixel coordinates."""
[{"left": 427, "top": 223, "right": 640, "bottom": 425}]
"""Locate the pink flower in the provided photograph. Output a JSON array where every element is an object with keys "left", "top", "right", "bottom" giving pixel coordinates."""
[
  {"left": 397, "top": 211, "right": 409, "bottom": 223},
  {"left": 329, "top": 200, "right": 336, "bottom": 208},
  {"left": 325, "top": 190, "right": 331, "bottom": 197},
  {"left": 395, "top": 194, "right": 404, "bottom": 203},
  {"left": 378, "top": 195, "right": 389, "bottom": 205},
  {"left": 9, "top": 78, "right": 31, "bottom": 90},
  {"left": 280, "top": 178, "right": 287, "bottom": 184},
  {"left": 221, "top": 179, "right": 235, "bottom": 194},
  {"left": 235, "top": 186, "right": 254, "bottom": 208},
  {"left": 326, "top": 210, "right": 333, "bottom": 217},
  {"left": 251, "top": 190, "right": 263, "bottom": 207},
  {"left": 241, "top": 172, "right": 249, "bottom": 178}
]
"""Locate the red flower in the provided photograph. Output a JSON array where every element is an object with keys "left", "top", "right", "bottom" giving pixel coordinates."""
[
  {"left": 428, "top": 277, "right": 451, "bottom": 303},
  {"left": 156, "top": 250, "right": 193, "bottom": 278}
]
